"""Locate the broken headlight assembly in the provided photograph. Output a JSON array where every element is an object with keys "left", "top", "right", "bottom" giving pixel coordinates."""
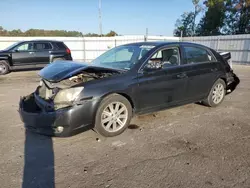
[{"left": 53, "top": 87, "right": 84, "bottom": 109}]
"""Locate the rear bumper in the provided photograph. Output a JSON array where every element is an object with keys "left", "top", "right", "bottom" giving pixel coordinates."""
[
  {"left": 226, "top": 71, "right": 240, "bottom": 93},
  {"left": 19, "top": 94, "right": 97, "bottom": 137},
  {"left": 66, "top": 54, "right": 73, "bottom": 61}
]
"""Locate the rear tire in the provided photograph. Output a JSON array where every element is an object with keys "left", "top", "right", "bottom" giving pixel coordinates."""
[
  {"left": 203, "top": 79, "right": 226, "bottom": 107},
  {"left": 94, "top": 94, "right": 132, "bottom": 137},
  {"left": 0, "top": 60, "right": 10, "bottom": 75},
  {"left": 53, "top": 58, "right": 65, "bottom": 62}
]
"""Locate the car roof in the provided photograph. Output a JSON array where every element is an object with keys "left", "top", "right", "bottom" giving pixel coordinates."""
[
  {"left": 123, "top": 41, "right": 208, "bottom": 48},
  {"left": 18, "top": 40, "right": 63, "bottom": 43}
]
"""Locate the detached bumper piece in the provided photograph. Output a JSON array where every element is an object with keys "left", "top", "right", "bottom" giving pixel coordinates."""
[{"left": 19, "top": 93, "right": 95, "bottom": 137}]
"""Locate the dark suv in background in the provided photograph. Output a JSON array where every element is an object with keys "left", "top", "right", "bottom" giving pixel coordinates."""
[{"left": 0, "top": 40, "right": 72, "bottom": 75}]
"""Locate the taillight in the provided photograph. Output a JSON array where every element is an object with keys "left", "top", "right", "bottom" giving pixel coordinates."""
[{"left": 66, "top": 48, "right": 71, "bottom": 54}]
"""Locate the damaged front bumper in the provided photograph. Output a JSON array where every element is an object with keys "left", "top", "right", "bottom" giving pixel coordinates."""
[{"left": 19, "top": 93, "right": 97, "bottom": 137}]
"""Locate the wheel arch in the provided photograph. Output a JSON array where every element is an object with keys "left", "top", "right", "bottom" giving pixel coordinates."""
[
  {"left": 93, "top": 92, "right": 134, "bottom": 137},
  {"left": 99, "top": 92, "right": 135, "bottom": 111},
  {"left": 213, "top": 74, "right": 227, "bottom": 88},
  {"left": 0, "top": 56, "right": 11, "bottom": 64},
  {"left": 204, "top": 75, "right": 227, "bottom": 99},
  {"left": 51, "top": 55, "right": 65, "bottom": 62},
  {"left": 219, "top": 76, "right": 227, "bottom": 86}
]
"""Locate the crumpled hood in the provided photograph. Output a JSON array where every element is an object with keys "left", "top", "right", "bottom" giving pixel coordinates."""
[{"left": 39, "top": 61, "right": 122, "bottom": 82}]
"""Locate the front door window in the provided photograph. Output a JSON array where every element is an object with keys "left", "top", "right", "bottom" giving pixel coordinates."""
[
  {"left": 15, "top": 43, "right": 33, "bottom": 51},
  {"left": 143, "top": 47, "right": 180, "bottom": 72}
]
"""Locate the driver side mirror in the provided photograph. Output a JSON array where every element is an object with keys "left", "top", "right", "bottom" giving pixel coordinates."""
[
  {"left": 143, "top": 66, "right": 156, "bottom": 73},
  {"left": 13, "top": 49, "right": 19, "bottom": 52}
]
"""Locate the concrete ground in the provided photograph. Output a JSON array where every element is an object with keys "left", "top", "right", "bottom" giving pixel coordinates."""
[{"left": 0, "top": 65, "right": 250, "bottom": 188}]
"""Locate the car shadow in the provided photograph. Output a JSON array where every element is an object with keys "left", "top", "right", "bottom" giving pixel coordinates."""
[{"left": 22, "top": 130, "right": 55, "bottom": 188}]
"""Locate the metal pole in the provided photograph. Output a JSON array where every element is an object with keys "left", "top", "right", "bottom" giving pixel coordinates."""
[
  {"left": 216, "top": 38, "right": 220, "bottom": 51},
  {"left": 99, "top": 0, "right": 102, "bottom": 36},
  {"left": 144, "top": 28, "right": 148, "bottom": 42},
  {"left": 83, "top": 38, "right": 86, "bottom": 62}
]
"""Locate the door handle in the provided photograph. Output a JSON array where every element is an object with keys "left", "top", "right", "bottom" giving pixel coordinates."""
[
  {"left": 176, "top": 73, "right": 187, "bottom": 79},
  {"left": 29, "top": 52, "right": 34, "bottom": 54},
  {"left": 211, "top": 68, "right": 218, "bottom": 72}
]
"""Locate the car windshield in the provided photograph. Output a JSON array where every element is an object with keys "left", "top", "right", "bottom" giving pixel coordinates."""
[
  {"left": 4, "top": 42, "right": 22, "bottom": 51},
  {"left": 91, "top": 45, "right": 155, "bottom": 70}
]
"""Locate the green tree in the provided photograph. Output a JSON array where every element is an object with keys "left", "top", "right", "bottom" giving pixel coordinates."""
[
  {"left": 0, "top": 26, "right": 119, "bottom": 37},
  {"left": 192, "top": 0, "right": 203, "bottom": 36},
  {"left": 174, "top": 12, "right": 195, "bottom": 37},
  {"left": 0, "top": 26, "right": 8, "bottom": 36},
  {"left": 196, "top": 0, "right": 226, "bottom": 36},
  {"left": 223, "top": 0, "right": 250, "bottom": 34},
  {"left": 9, "top": 29, "right": 22, "bottom": 36},
  {"left": 174, "top": 0, "right": 203, "bottom": 37},
  {"left": 106, "top": 30, "right": 118, "bottom": 37}
]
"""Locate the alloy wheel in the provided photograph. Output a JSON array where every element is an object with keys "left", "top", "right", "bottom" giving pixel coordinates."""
[
  {"left": 101, "top": 102, "right": 128, "bottom": 133},
  {"left": 0, "top": 63, "right": 6, "bottom": 74},
  {"left": 212, "top": 83, "right": 225, "bottom": 104}
]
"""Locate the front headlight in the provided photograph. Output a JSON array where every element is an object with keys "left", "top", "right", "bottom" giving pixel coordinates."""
[{"left": 54, "top": 87, "right": 84, "bottom": 104}]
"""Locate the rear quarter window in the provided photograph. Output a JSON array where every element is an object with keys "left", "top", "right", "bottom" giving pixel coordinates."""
[{"left": 54, "top": 42, "right": 67, "bottom": 49}]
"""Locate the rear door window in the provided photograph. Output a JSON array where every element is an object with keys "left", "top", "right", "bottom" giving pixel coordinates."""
[
  {"left": 34, "top": 42, "right": 52, "bottom": 51},
  {"left": 184, "top": 46, "right": 213, "bottom": 64}
]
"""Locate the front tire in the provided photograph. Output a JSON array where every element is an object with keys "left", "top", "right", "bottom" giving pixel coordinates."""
[
  {"left": 94, "top": 94, "right": 132, "bottom": 137},
  {"left": 0, "top": 60, "right": 10, "bottom": 75},
  {"left": 203, "top": 79, "right": 226, "bottom": 107}
]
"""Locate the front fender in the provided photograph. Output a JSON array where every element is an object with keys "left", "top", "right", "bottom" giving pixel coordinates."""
[{"left": 0, "top": 55, "right": 11, "bottom": 65}]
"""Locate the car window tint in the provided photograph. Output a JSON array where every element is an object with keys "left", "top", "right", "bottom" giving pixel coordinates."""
[
  {"left": 34, "top": 42, "right": 52, "bottom": 50},
  {"left": 103, "top": 48, "right": 133, "bottom": 63},
  {"left": 55, "top": 42, "right": 66, "bottom": 49},
  {"left": 151, "top": 50, "right": 162, "bottom": 59},
  {"left": 138, "top": 48, "right": 151, "bottom": 60},
  {"left": 144, "top": 47, "right": 180, "bottom": 71},
  {"left": 16, "top": 43, "right": 33, "bottom": 51},
  {"left": 184, "top": 46, "right": 213, "bottom": 64}
]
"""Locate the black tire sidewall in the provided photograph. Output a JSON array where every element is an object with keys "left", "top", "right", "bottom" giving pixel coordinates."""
[
  {"left": 207, "top": 79, "right": 226, "bottom": 107},
  {"left": 94, "top": 94, "right": 132, "bottom": 137},
  {"left": 0, "top": 60, "right": 10, "bottom": 75}
]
